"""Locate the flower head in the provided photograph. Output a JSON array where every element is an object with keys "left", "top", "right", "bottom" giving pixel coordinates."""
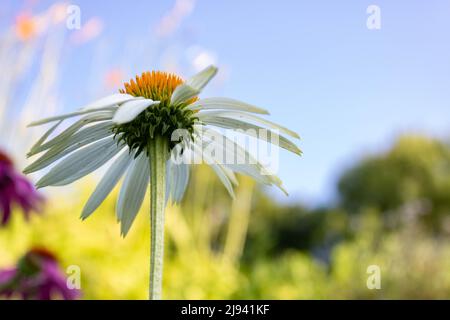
[
  {"left": 25, "top": 66, "right": 301, "bottom": 236},
  {"left": 113, "top": 71, "right": 198, "bottom": 153},
  {"left": 0, "top": 150, "right": 43, "bottom": 225},
  {"left": 0, "top": 247, "right": 80, "bottom": 300}
]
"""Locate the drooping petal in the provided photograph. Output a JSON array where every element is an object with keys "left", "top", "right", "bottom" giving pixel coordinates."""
[
  {"left": 112, "top": 99, "right": 159, "bottom": 124},
  {"left": 28, "top": 111, "right": 115, "bottom": 156},
  {"left": 116, "top": 153, "right": 149, "bottom": 236},
  {"left": 170, "top": 84, "right": 200, "bottom": 106},
  {"left": 173, "top": 162, "right": 190, "bottom": 203},
  {"left": 212, "top": 163, "right": 235, "bottom": 198},
  {"left": 81, "top": 149, "right": 133, "bottom": 220},
  {"left": 194, "top": 126, "right": 288, "bottom": 194},
  {"left": 192, "top": 142, "right": 235, "bottom": 198},
  {"left": 186, "top": 65, "right": 218, "bottom": 91},
  {"left": 200, "top": 117, "right": 302, "bottom": 155},
  {"left": 28, "top": 107, "right": 116, "bottom": 127},
  {"left": 29, "top": 120, "right": 63, "bottom": 154},
  {"left": 170, "top": 65, "right": 218, "bottom": 105},
  {"left": 167, "top": 159, "right": 190, "bottom": 204},
  {"left": 221, "top": 165, "right": 239, "bottom": 186},
  {"left": 81, "top": 93, "right": 138, "bottom": 110},
  {"left": 165, "top": 158, "right": 173, "bottom": 204},
  {"left": 36, "top": 137, "right": 123, "bottom": 188},
  {"left": 198, "top": 111, "right": 300, "bottom": 139},
  {"left": 24, "top": 122, "right": 114, "bottom": 174},
  {"left": 166, "top": 145, "right": 191, "bottom": 204},
  {"left": 188, "top": 97, "right": 269, "bottom": 114}
]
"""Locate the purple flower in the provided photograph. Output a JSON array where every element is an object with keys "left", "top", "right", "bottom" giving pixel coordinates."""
[
  {"left": 0, "top": 248, "right": 80, "bottom": 300},
  {"left": 0, "top": 150, "right": 43, "bottom": 225}
]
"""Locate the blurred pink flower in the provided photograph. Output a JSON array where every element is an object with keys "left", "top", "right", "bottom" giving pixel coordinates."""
[
  {"left": 0, "top": 150, "right": 43, "bottom": 225},
  {"left": 70, "top": 17, "right": 103, "bottom": 45},
  {"left": 155, "top": 0, "right": 196, "bottom": 37},
  {"left": 0, "top": 248, "right": 80, "bottom": 300},
  {"left": 104, "top": 68, "right": 124, "bottom": 90}
]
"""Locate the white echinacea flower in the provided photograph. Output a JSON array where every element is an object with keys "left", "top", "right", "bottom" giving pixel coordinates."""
[{"left": 24, "top": 65, "right": 301, "bottom": 299}]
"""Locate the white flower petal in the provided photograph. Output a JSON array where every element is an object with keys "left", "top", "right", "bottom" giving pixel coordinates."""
[
  {"left": 186, "top": 65, "right": 218, "bottom": 91},
  {"left": 166, "top": 145, "right": 190, "bottom": 204},
  {"left": 227, "top": 163, "right": 288, "bottom": 193},
  {"left": 170, "top": 84, "right": 200, "bottom": 106},
  {"left": 170, "top": 65, "right": 218, "bottom": 105},
  {"left": 29, "top": 111, "right": 114, "bottom": 155},
  {"left": 36, "top": 137, "right": 122, "bottom": 188},
  {"left": 174, "top": 163, "right": 190, "bottom": 203},
  {"left": 189, "top": 97, "right": 269, "bottom": 115},
  {"left": 116, "top": 152, "right": 150, "bottom": 236},
  {"left": 82, "top": 93, "right": 139, "bottom": 110},
  {"left": 192, "top": 142, "right": 235, "bottom": 198},
  {"left": 194, "top": 127, "right": 288, "bottom": 194},
  {"left": 221, "top": 165, "right": 239, "bottom": 186},
  {"left": 29, "top": 94, "right": 133, "bottom": 127},
  {"left": 28, "top": 120, "right": 63, "bottom": 155},
  {"left": 198, "top": 111, "right": 300, "bottom": 139},
  {"left": 24, "top": 122, "right": 114, "bottom": 174},
  {"left": 200, "top": 117, "right": 302, "bottom": 155},
  {"left": 213, "top": 163, "right": 235, "bottom": 198},
  {"left": 28, "top": 107, "right": 116, "bottom": 127},
  {"left": 168, "top": 160, "right": 190, "bottom": 204},
  {"left": 81, "top": 149, "right": 132, "bottom": 220},
  {"left": 165, "top": 159, "right": 173, "bottom": 205},
  {"left": 112, "top": 99, "right": 159, "bottom": 124}
]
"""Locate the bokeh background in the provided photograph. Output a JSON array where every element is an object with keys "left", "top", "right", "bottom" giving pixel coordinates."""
[{"left": 0, "top": 0, "right": 449, "bottom": 299}]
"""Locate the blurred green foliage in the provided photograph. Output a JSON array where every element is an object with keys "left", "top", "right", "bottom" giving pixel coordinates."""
[
  {"left": 338, "top": 136, "right": 450, "bottom": 231},
  {"left": 0, "top": 134, "right": 449, "bottom": 299}
]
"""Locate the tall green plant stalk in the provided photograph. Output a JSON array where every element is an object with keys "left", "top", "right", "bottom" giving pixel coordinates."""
[{"left": 148, "top": 136, "right": 168, "bottom": 300}]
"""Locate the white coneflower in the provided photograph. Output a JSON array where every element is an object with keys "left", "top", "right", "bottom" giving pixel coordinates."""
[{"left": 24, "top": 65, "right": 301, "bottom": 299}]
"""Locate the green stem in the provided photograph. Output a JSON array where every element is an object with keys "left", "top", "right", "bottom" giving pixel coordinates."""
[{"left": 148, "top": 136, "right": 168, "bottom": 300}]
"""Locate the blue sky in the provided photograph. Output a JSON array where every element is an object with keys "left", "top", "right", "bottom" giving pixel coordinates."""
[{"left": 8, "top": 0, "right": 450, "bottom": 206}]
